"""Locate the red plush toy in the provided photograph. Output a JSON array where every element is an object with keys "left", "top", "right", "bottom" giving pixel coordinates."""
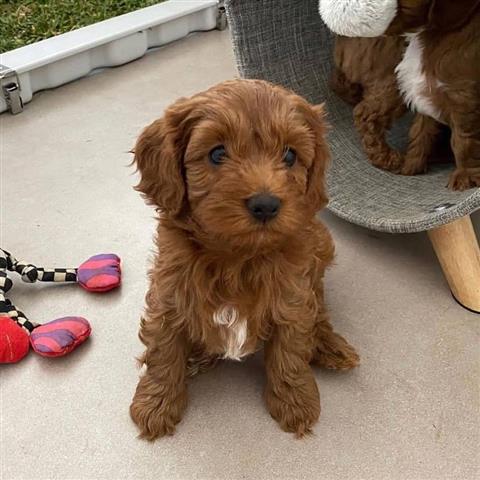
[{"left": 0, "top": 249, "right": 121, "bottom": 363}]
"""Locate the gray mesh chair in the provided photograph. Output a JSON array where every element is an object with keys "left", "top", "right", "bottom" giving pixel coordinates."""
[{"left": 225, "top": 0, "right": 480, "bottom": 312}]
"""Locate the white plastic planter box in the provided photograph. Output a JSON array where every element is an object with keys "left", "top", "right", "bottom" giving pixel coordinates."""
[{"left": 0, "top": 0, "right": 220, "bottom": 114}]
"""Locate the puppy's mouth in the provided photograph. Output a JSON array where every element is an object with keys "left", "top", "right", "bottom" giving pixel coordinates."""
[
  {"left": 231, "top": 223, "right": 289, "bottom": 253},
  {"left": 190, "top": 192, "right": 300, "bottom": 251}
]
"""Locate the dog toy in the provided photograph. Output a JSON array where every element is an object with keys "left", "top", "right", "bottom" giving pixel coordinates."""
[
  {"left": 0, "top": 249, "right": 121, "bottom": 363},
  {"left": 319, "top": 0, "right": 398, "bottom": 37}
]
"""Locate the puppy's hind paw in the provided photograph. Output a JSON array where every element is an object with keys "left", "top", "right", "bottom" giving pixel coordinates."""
[
  {"left": 312, "top": 332, "right": 360, "bottom": 371},
  {"left": 400, "top": 160, "right": 428, "bottom": 176},
  {"left": 373, "top": 150, "right": 403, "bottom": 173}
]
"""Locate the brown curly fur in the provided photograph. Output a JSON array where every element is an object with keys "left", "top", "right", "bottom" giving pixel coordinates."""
[
  {"left": 386, "top": 0, "right": 480, "bottom": 190},
  {"left": 331, "top": 36, "right": 407, "bottom": 172},
  {"left": 129, "top": 79, "right": 359, "bottom": 440},
  {"left": 331, "top": 0, "right": 480, "bottom": 191}
]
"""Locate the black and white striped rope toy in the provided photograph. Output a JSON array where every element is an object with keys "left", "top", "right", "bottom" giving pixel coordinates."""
[{"left": 0, "top": 248, "right": 121, "bottom": 363}]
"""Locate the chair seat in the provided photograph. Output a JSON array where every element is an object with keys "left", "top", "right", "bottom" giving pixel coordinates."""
[{"left": 225, "top": 0, "right": 480, "bottom": 233}]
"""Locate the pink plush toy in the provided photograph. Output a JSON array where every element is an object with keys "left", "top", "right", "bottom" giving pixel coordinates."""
[{"left": 0, "top": 250, "right": 121, "bottom": 363}]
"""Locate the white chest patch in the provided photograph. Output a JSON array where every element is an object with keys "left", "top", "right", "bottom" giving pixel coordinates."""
[
  {"left": 213, "top": 306, "right": 248, "bottom": 361},
  {"left": 395, "top": 33, "right": 443, "bottom": 122}
]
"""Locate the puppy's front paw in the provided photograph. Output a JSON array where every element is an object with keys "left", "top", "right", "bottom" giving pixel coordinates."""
[
  {"left": 448, "top": 169, "right": 480, "bottom": 191},
  {"left": 265, "top": 378, "right": 320, "bottom": 438},
  {"left": 130, "top": 376, "right": 187, "bottom": 441}
]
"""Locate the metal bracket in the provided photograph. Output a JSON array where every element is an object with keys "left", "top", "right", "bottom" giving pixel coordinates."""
[
  {"left": 216, "top": 1, "right": 228, "bottom": 30},
  {"left": 431, "top": 202, "right": 455, "bottom": 213},
  {"left": 1, "top": 64, "right": 24, "bottom": 115}
]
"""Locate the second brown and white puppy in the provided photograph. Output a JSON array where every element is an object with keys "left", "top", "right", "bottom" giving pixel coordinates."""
[
  {"left": 388, "top": 0, "right": 480, "bottom": 190},
  {"left": 321, "top": 0, "right": 480, "bottom": 190}
]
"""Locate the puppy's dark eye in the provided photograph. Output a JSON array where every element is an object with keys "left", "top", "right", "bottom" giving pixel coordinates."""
[
  {"left": 209, "top": 145, "right": 226, "bottom": 165},
  {"left": 283, "top": 148, "right": 297, "bottom": 167}
]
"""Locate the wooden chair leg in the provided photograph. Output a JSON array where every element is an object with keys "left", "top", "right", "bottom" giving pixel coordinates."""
[{"left": 428, "top": 215, "right": 480, "bottom": 313}]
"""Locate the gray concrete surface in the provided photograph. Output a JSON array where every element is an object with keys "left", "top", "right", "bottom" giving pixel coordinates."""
[{"left": 1, "top": 30, "right": 479, "bottom": 480}]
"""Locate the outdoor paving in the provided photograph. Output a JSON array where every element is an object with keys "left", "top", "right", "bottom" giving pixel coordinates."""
[{"left": 1, "top": 29, "right": 479, "bottom": 480}]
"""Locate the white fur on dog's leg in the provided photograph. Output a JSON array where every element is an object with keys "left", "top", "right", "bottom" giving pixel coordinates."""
[{"left": 319, "top": 0, "right": 398, "bottom": 37}]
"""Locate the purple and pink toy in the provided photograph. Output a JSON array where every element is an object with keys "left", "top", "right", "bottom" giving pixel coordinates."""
[{"left": 0, "top": 250, "right": 121, "bottom": 363}]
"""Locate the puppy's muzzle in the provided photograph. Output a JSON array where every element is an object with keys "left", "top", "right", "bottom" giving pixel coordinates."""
[{"left": 246, "top": 193, "right": 281, "bottom": 223}]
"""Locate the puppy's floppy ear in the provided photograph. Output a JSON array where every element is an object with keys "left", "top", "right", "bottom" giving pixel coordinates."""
[
  {"left": 133, "top": 99, "right": 196, "bottom": 216},
  {"left": 428, "top": 0, "right": 480, "bottom": 30},
  {"left": 304, "top": 103, "right": 330, "bottom": 211}
]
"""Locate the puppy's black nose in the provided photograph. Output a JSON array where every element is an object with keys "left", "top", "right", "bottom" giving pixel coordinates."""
[{"left": 246, "top": 194, "right": 281, "bottom": 222}]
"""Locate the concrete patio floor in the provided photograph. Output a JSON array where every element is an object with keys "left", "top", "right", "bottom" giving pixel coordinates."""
[{"left": 1, "top": 29, "right": 479, "bottom": 480}]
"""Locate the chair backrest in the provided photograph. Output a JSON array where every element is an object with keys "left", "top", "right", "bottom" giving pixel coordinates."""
[{"left": 227, "top": 0, "right": 334, "bottom": 103}]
